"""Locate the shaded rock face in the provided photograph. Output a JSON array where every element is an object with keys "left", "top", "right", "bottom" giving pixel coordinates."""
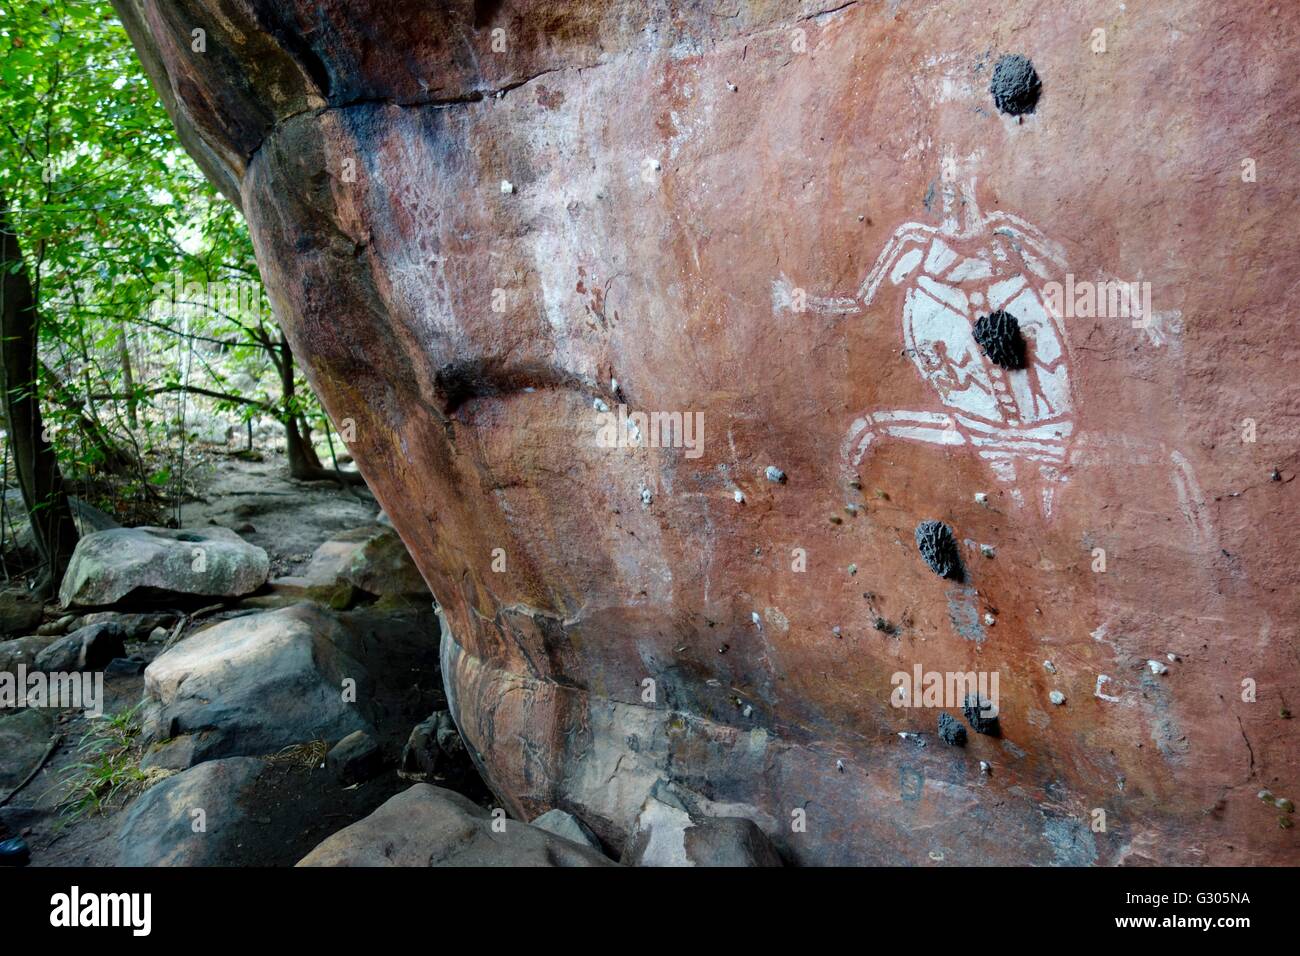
[
  {"left": 59, "top": 527, "right": 269, "bottom": 608},
  {"left": 114, "top": 0, "right": 1300, "bottom": 864},
  {"left": 296, "top": 783, "right": 615, "bottom": 867}
]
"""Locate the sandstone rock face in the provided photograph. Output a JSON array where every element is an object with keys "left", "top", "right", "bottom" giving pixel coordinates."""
[
  {"left": 622, "top": 788, "right": 783, "bottom": 867},
  {"left": 59, "top": 527, "right": 269, "bottom": 607},
  {"left": 296, "top": 784, "right": 615, "bottom": 867},
  {"left": 115, "top": 0, "right": 1300, "bottom": 864}
]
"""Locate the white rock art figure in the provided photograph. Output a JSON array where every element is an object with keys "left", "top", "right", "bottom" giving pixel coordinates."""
[{"left": 774, "top": 176, "right": 1213, "bottom": 545}]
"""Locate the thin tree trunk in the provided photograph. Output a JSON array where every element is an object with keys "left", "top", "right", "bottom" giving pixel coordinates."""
[
  {"left": 117, "top": 330, "right": 137, "bottom": 428},
  {"left": 0, "top": 193, "right": 79, "bottom": 597},
  {"left": 279, "top": 332, "right": 364, "bottom": 484}
]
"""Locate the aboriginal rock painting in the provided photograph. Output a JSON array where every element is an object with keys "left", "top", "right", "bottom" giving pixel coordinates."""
[{"left": 775, "top": 176, "right": 1214, "bottom": 548}]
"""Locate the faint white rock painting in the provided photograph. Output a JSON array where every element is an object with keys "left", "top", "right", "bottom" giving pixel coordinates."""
[{"left": 774, "top": 171, "right": 1213, "bottom": 547}]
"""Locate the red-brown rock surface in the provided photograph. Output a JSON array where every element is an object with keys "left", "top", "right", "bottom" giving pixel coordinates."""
[{"left": 114, "top": 0, "right": 1300, "bottom": 864}]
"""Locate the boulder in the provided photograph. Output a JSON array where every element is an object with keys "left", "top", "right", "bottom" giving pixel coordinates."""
[
  {"left": 0, "top": 635, "right": 55, "bottom": 673},
  {"left": 0, "top": 590, "right": 43, "bottom": 638},
  {"left": 32, "top": 622, "right": 126, "bottom": 672},
  {"left": 326, "top": 730, "right": 384, "bottom": 785},
  {"left": 622, "top": 789, "right": 782, "bottom": 868},
  {"left": 5, "top": 490, "right": 118, "bottom": 560},
  {"left": 399, "top": 711, "right": 463, "bottom": 778},
  {"left": 297, "top": 784, "right": 616, "bottom": 867},
  {"left": 59, "top": 526, "right": 269, "bottom": 608},
  {"left": 341, "top": 528, "right": 430, "bottom": 598},
  {"left": 0, "top": 708, "right": 56, "bottom": 794},
  {"left": 77, "top": 611, "right": 174, "bottom": 641},
  {"left": 531, "top": 809, "right": 603, "bottom": 853},
  {"left": 116, "top": 757, "right": 265, "bottom": 866},
  {"left": 36, "top": 614, "right": 78, "bottom": 637},
  {"left": 114, "top": 0, "right": 1300, "bottom": 865},
  {"left": 141, "top": 604, "right": 373, "bottom": 764}
]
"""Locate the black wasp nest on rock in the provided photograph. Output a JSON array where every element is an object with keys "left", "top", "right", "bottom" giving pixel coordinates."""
[
  {"left": 915, "top": 520, "right": 962, "bottom": 581},
  {"left": 972, "top": 310, "right": 1027, "bottom": 370}
]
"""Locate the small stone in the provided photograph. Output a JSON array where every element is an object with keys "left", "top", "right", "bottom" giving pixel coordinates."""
[
  {"left": 1276, "top": 797, "right": 1295, "bottom": 813},
  {"left": 849, "top": 478, "right": 863, "bottom": 490},
  {"left": 847, "top": 563, "right": 857, "bottom": 576},
  {"left": 836, "top": 759, "right": 844, "bottom": 773},
  {"left": 1166, "top": 652, "right": 1179, "bottom": 662},
  {"left": 937, "top": 712, "right": 966, "bottom": 747},
  {"left": 0, "top": 837, "right": 31, "bottom": 867},
  {"left": 500, "top": 179, "right": 514, "bottom": 194},
  {"left": 733, "top": 489, "right": 745, "bottom": 503},
  {"left": 742, "top": 704, "right": 753, "bottom": 718},
  {"left": 640, "top": 488, "right": 653, "bottom": 506},
  {"left": 983, "top": 612, "right": 996, "bottom": 626},
  {"left": 726, "top": 81, "right": 737, "bottom": 92},
  {"left": 1043, "top": 660, "right": 1057, "bottom": 674},
  {"left": 979, "top": 761, "right": 992, "bottom": 775},
  {"left": 1049, "top": 690, "right": 1066, "bottom": 706},
  {"left": 1258, "top": 789, "right": 1275, "bottom": 803},
  {"left": 980, "top": 544, "right": 996, "bottom": 558},
  {"left": 831, "top": 626, "right": 842, "bottom": 638},
  {"left": 1147, "top": 660, "right": 1168, "bottom": 675},
  {"left": 751, "top": 612, "right": 761, "bottom": 626},
  {"left": 593, "top": 398, "right": 609, "bottom": 413},
  {"left": 764, "top": 465, "right": 786, "bottom": 484},
  {"left": 829, "top": 515, "right": 843, "bottom": 524},
  {"left": 974, "top": 492, "right": 989, "bottom": 506},
  {"left": 1270, "top": 467, "right": 1282, "bottom": 481}
]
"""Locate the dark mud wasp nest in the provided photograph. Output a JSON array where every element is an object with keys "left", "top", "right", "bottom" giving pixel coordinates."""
[
  {"left": 915, "top": 520, "right": 963, "bottom": 581},
  {"left": 972, "top": 310, "right": 1027, "bottom": 370},
  {"left": 938, "top": 712, "right": 967, "bottom": 747},
  {"left": 963, "top": 694, "right": 1001, "bottom": 737},
  {"left": 990, "top": 53, "right": 1041, "bottom": 116}
]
